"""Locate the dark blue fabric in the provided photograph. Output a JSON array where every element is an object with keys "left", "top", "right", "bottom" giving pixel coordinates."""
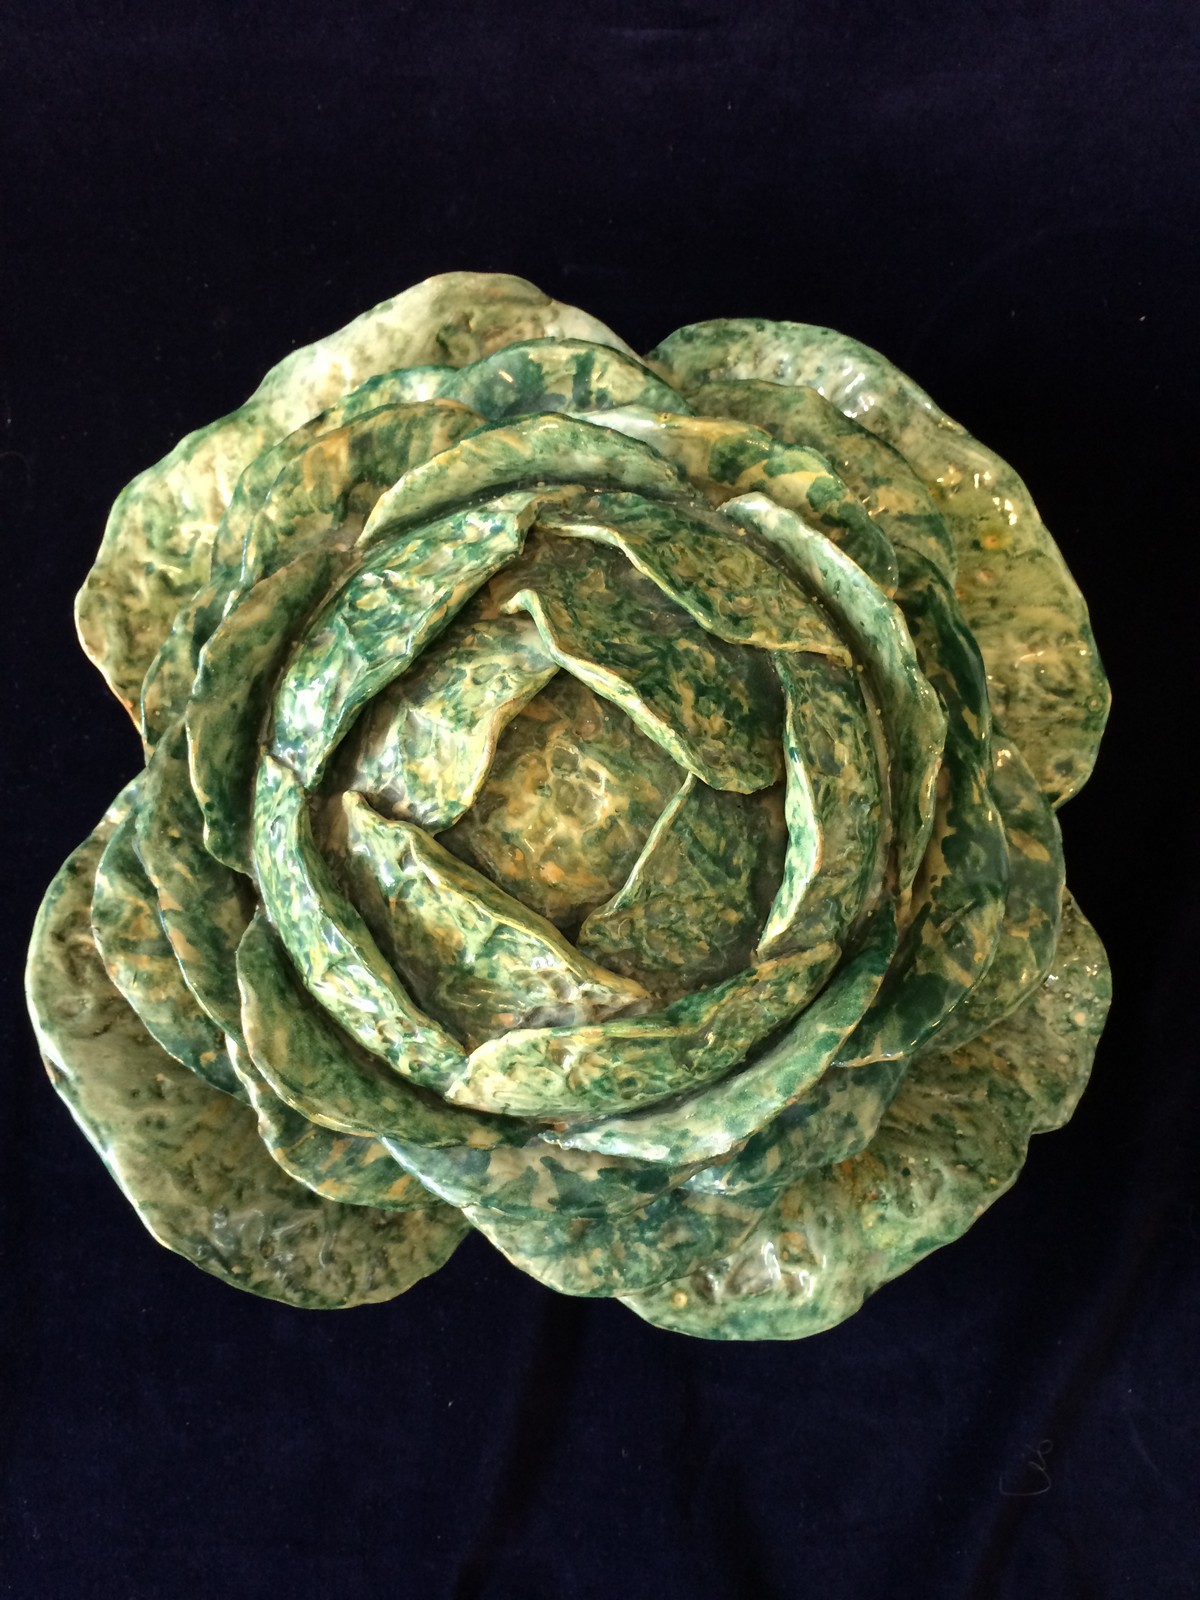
[{"left": 3, "top": 3, "right": 1198, "bottom": 1595}]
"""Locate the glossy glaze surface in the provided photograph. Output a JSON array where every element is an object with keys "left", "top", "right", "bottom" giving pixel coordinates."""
[{"left": 28, "top": 271, "right": 1110, "bottom": 1336}]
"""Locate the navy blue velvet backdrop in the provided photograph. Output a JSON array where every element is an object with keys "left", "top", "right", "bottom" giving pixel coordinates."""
[{"left": 3, "top": 3, "right": 1199, "bottom": 1595}]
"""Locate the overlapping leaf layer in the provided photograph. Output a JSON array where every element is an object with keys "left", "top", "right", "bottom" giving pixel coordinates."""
[{"left": 27, "top": 273, "right": 1111, "bottom": 1337}]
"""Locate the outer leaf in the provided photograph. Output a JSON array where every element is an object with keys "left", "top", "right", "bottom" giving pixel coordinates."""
[
  {"left": 134, "top": 721, "right": 252, "bottom": 1039},
  {"left": 580, "top": 407, "right": 899, "bottom": 591},
  {"left": 834, "top": 549, "right": 1010, "bottom": 1068},
  {"left": 238, "top": 400, "right": 482, "bottom": 587},
  {"left": 620, "top": 892, "right": 1110, "bottom": 1338},
  {"left": 466, "top": 1186, "right": 765, "bottom": 1299},
  {"left": 77, "top": 272, "right": 630, "bottom": 716},
  {"left": 759, "top": 653, "right": 883, "bottom": 957},
  {"left": 187, "top": 546, "right": 342, "bottom": 873},
  {"left": 236, "top": 912, "right": 520, "bottom": 1148},
  {"left": 27, "top": 823, "right": 467, "bottom": 1308},
  {"left": 443, "top": 339, "right": 689, "bottom": 421},
  {"left": 649, "top": 319, "right": 1109, "bottom": 805},
  {"left": 684, "top": 378, "right": 957, "bottom": 583},
  {"left": 91, "top": 786, "right": 239, "bottom": 1099},
  {"left": 358, "top": 412, "right": 692, "bottom": 546}
]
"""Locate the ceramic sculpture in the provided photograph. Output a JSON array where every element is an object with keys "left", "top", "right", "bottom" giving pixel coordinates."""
[{"left": 26, "top": 272, "right": 1111, "bottom": 1338}]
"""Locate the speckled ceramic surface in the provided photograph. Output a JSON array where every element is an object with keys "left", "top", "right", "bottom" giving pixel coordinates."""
[{"left": 26, "top": 272, "right": 1111, "bottom": 1337}]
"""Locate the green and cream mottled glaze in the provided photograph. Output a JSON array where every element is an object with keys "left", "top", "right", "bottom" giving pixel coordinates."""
[
  {"left": 134, "top": 721, "right": 253, "bottom": 1040},
  {"left": 31, "top": 272, "right": 1110, "bottom": 1338},
  {"left": 495, "top": 532, "right": 785, "bottom": 794},
  {"left": 441, "top": 674, "right": 683, "bottom": 927},
  {"left": 28, "top": 827, "right": 467, "bottom": 1306},
  {"left": 329, "top": 607, "right": 558, "bottom": 830},
  {"left": 252, "top": 755, "right": 467, "bottom": 1090},
  {"left": 444, "top": 938, "right": 839, "bottom": 1121},
  {"left": 578, "top": 774, "right": 787, "bottom": 997},
  {"left": 832, "top": 549, "right": 1010, "bottom": 1069},
  {"left": 722, "top": 492, "right": 944, "bottom": 899},
  {"left": 271, "top": 494, "right": 538, "bottom": 788},
  {"left": 582, "top": 407, "right": 900, "bottom": 592},
  {"left": 758, "top": 653, "right": 882, "bottom": 957},
  {"left": 620, "top": 892, "right": 1110, "bottom": 1338},
  {"left": 683, "top": 379, "right": 958, "bottom": 584},
  {"left": 648, "top": 318, "right": 1109, "bottom": 806},
  {"left": 551, "top": 902, "right": 898, "bottom": 1166},
  {"left": 336, "top": 793, "right": 649, "bottom": 1054},
  {"left": 77, "top": 273, "right": 633, "bottom": 716},
  {"left": 188, "top": 546, "right": 343, "bottom": 872},
  {"left": 226, "top": 1035, "right": 438, "bottom": 1213},
  {"left": 91, "top": 787, "right": 240, "bottom": 1099}
]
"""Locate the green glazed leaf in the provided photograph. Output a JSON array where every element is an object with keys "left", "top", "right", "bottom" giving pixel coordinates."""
[
  {"left": 139, "top": 578, "right": 232, "bottom": 751},
  {"left": 77, "top": 273, "right": 630, "bottom": 717},
  {"left": 358, "top": 412, "right": 693, "bottom": 545},
  {"left": 252, "top": 755, "right": 468, "bottom": 1091},
  {"left": 238, "top": 400, "right": 482, "bottom": 588},
  {"left": 722, "top": 492, "right": 944, "bottom": 896},
  {"left": 581, "top": 407, "right": 899, "bottom": 591},
  {"left": 549, "top": 901, "right": 897, "bottom": 1166},
  {"left": 932, "top": 726, "right": 1064, "bottom": 1051},
  {"left": 384, "top": 1127, "right": 687, "bottom": 1221},
  {"left": 577, "top": 774, "right": 788, "bottom": 998},
  {"left": 91, "top": 787, "right": 241, "bottom": 1099},
  {"left": 649, "top": 319, "right": 1109, "bottom": 805},
  {"left": 834, "top": 550, "right": 1010, "bottom": 1068},
  {"left": 495, "top": 532, "right": 785, "bottom": 793},
  {"left": 329, "top": 607, "right": 557, "bottom": 831},
  {"left": 226, "top": 1035, "right": 439, "bottom": 1212},
  {"left": 535, "top": 490, "right": 852, "bottom": 659},
  {"left": 335, "top": 793, "right": 649, "bottom": 1051},
  {"left": 236, "top": 911, "right": 520, "bottom": 1148},
  {"left": 271, "top": 493, "right": 538, "bottom": 788},
  {"left": 445, "top": 940, "right": 838, "bottom": 1121},
  {"left": 466, "top": 1184, "right": 764, "bottom": 1299},
  {"left": 439, "top": 674, "right": 683, "bottom": 927},
  {"left": 187, "top": 546, "right": 343, "bottom": 873},
  {"left": 27, "top": 824, "right": 467, "bottom": 1308},
  {"left": 684, "top": 378, "right": 958, "bottom": 583},
  {"left": 758, "top": 653, "right": 883, "bottom": 957},
  {"left": 444, "top": 339, "right": 689, "bottom": 420},
  {"left": 619, "top": 890, "right": 1110, "bottom": 1338},
  {"left": 134, "top": 720, "right": 253, "bottom": 1039}
]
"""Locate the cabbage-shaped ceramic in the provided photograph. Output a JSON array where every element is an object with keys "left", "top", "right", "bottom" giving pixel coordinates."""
[{"left": 26, "top": 272, "right": 1111, "bottom": 1338}]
